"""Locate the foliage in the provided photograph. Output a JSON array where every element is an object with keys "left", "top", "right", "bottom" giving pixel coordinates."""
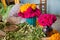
[{"left": 5, "top": 23, "right": 45, "bottom": 40}]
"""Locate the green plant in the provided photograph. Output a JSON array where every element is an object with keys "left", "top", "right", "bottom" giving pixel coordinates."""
[{"left": 6, "top": 23, "right": 45, "bottom": 40}]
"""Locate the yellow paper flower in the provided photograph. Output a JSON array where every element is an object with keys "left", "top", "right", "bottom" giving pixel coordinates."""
[
  {"left": 19, "top": 3, "right": 37, "bottom": 13},
  {"left": 20, "top": 6, "right": 27, "bottom": 13},
  {"left": 31, "top": 4, "right": 37, "bottom": 10},
  {"left": 20, "top": 3, "right": 31, "bottom": 13},
  {"left": 24, "top": 3, "right": 31, "bottom": 7}
]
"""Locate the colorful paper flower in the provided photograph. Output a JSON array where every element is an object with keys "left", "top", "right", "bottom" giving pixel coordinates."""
[
  {"left": 19, "top": 3, "right": 31, "bottom": 13},
  {"left": 19, "top": 3, "right": 37, "bottom": 13},
  {"left": 38, "top": 14, "right": 57, "bottom": 27},
  {"left": 31, "top": 4, "right": 37, "bottom": 10},
  {"left": 18, "top": 7, "right": 41, "bottom": 18}
]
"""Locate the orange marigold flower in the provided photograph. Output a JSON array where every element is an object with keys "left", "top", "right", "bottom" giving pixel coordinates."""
[{"left": 49, "top": 33, "right": 60, "bottom": 40}]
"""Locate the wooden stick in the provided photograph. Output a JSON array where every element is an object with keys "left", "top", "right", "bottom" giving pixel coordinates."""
[{"left": 40, "top": 0, "right": 47, "bottom": 13}]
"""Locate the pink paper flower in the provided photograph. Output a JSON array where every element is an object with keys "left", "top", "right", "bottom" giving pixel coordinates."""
[
  {"left": 38, "top": 14, "right": 57, "bottom": 27},
  {"left": 18, "top": 7, "right": 41, "bottom": 18}
]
